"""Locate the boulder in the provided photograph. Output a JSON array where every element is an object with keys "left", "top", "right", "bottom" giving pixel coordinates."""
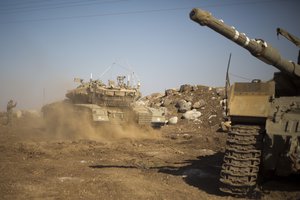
[
  {"left": 176, "top": 100, "right": 191, "bottom": 113},
  {"left": 165, "top": 89, "right": 178, "bottom": 96},
  {"left": 183, "top": 109, "right": 202, "bottom": 120},
  {"left": 168, "top": 116, "right": 178, "bottom": 125},
  {"left": 179, "top": 84, "right": 193, "bottom": 93},
  {"left": 162, "top": 98, "right": 173, "bottom": 107},
  {"left": 192, "top": 99, "right": 206, "bottom": 109},
  {"left": 184, "top": 96, "right": 193, "bottom": 102}
]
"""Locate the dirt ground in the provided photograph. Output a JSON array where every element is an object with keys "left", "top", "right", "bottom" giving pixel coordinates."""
[{"left": 1, "top": 115, "right": 300, "bottom": 200}]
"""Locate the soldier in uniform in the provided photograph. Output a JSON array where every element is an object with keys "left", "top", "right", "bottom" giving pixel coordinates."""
[{"left": 7, "top": 99, "right": 17, "bottom": 126}]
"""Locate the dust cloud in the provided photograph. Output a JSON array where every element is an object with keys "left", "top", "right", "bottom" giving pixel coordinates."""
[{"left": 40, "top": 101, "right": 161, "bottom": 142}]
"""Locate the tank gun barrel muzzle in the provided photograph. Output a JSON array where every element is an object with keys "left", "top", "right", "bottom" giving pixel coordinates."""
[{"left": 190, "top": 8, "right": 300, "bottom": 78}]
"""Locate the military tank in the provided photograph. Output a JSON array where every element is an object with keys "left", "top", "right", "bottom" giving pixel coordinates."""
[
  {"left": 43, "top": 75, "right": 166, "bottom": 131},
  {"left": 190, "top": 8, "right": 300, "bottom": 196}
]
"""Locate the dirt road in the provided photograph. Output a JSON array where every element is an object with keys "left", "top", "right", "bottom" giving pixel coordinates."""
[{"left": 0, "top": 117, "right": 299, "bottom": 200}]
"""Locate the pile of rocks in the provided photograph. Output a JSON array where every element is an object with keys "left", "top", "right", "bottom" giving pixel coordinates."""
[{"left": 141, "top": 84, "right": 225, "bottom": 129}]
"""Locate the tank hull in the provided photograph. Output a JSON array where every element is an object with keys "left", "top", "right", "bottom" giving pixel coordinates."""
[{"left": 221, "top": 83, "right": 300, "bottom": 195}]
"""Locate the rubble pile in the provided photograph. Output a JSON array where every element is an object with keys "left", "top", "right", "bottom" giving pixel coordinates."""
[{"left": 141, "top": 84, "right": 225, "bottom": 129}]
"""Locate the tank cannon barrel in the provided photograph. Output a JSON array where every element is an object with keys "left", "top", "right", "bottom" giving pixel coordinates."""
[
  {"left": 189, "top": 8, "right": 300, "bottom": 78},
  {"left": 277, "top": 28, "right": 300, "bottom": 48}
]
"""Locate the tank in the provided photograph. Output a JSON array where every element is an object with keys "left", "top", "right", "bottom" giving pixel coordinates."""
[
  {"left": 190, "top": 8, "right": 300, "bottom": 196},
  {"left": 43, "top": 75, "right": 166, "bottom": 130}
]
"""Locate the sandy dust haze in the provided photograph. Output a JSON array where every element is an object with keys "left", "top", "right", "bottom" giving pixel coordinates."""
[{"left": 41, "top": 101, "right": 160, "bottom": 142}]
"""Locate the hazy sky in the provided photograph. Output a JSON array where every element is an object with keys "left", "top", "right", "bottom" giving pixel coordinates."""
[{"left": 0, "top": 0, "right": 299, "bottom": 110}]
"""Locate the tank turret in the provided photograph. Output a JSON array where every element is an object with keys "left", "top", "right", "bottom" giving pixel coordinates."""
[
  {"left": 189, "top": 8, "right": 300, "bottom": 78},
  {"left": 66, "top": 76, "right": 141, "bottom": 107}
]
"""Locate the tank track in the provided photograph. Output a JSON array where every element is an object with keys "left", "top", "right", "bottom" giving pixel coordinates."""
[{"left": 219, "top": 125, "right": 263, "bottom": 196}]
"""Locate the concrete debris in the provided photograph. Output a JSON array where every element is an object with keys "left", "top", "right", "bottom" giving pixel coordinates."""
[
  {"left": 168, "top": 116, "right": 178, "bottom": 125},
  {"left": 162, "top": 99, "right": 173, "bottom": 107},
  {"left": 183, "top": 109, "right": 202, "bottom": 120},
  {"left": 141, "top": 84, "right": 224, "bottom": 128},
  {"left": 176, "top": 100, "right": 192, "bottom": 113},
  {"left": 192, "top": 99, "right": 206, "bottom": 109},
  {"left": 179, "top": 84, "right": 193, "bottom": 93},
  {"left": 165, "top": 88, "right": 178, "bottom": 96}
]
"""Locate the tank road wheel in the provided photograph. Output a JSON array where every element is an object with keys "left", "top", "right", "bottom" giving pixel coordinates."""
[{"left": 219, "top": 125, "right": 264, "bottom": 196}]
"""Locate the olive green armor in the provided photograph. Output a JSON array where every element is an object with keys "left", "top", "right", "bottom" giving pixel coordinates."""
[{"left": 190, "top": 8, "right": 300, "bottom": 196}]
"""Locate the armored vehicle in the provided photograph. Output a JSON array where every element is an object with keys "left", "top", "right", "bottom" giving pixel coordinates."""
[
  {"left": 190, "top": 8, "right": 300, "bottom": 196},
  {"left": 43, "top": 75, "right": 166, "bottom": 130}
]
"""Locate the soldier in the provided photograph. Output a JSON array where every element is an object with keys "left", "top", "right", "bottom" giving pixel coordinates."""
[{"left": 6, "top": 99, "right": 17, "bottom": 126}]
